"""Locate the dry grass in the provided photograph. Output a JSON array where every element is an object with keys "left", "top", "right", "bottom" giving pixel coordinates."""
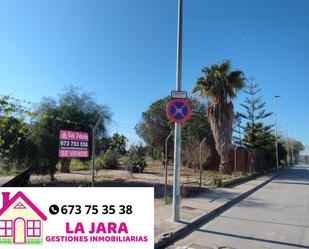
[
  {"left": 30, "top": 159, "right": 249, "bottom": 187},
  {"left": 0, "top": 158, "right": 250, "bottom": 188}
]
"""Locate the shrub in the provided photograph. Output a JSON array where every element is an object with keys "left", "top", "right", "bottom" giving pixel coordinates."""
[
  {"left": 70, "top": 159, "right": 91, "bottom": 171},
  {"left": 125, "top": 144, "right": 147, "bottom": 173},
  {"left": 253, "top": 149, "right": 276, "bottom": 172},
  {"left": 96, "top": 149, "right": 119, "bottom": 170},
  {"left": 212, "top": 176, "right": 222, "bottom": 187}
]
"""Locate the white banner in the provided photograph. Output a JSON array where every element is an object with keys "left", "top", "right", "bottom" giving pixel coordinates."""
[{"left": 0, "top": 187, "right": 154, "bottom": 249}]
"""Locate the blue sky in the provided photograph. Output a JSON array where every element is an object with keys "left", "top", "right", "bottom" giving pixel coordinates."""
[{"left": 0, "top": 0, "right": 308, "bottom": 145}]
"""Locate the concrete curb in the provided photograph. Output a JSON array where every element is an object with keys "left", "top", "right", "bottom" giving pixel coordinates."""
[{"left": 154, "top": 171, "right": 281, "bottom": 249}]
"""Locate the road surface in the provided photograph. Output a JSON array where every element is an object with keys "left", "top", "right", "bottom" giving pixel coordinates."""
[{"left": 168, "top": 165, "right": 309, "bottom": 249}]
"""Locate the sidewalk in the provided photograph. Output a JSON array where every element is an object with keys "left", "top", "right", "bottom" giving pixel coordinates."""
[{"left": 154, "top": 172, "right": 279, "bottom": 248}]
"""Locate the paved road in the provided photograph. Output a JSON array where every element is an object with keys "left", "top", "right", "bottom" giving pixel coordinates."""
[{"left": 168, "top": 165, "right": 309, "bottom": 249}]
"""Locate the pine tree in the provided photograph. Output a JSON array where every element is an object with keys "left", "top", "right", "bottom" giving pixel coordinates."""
[
  {"left": 240, "top": 82, "right": 273, "bottom": 149},
  {"left": 232, "top": 112, "right": 242, "bottom": 147}
]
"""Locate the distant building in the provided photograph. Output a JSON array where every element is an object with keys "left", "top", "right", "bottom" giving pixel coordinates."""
[
  {"left": 300, "top": 145, "right": 309, "bottom": 156},
  {"left": 297, "top": 146, "right": 309, "bottom": 164}
]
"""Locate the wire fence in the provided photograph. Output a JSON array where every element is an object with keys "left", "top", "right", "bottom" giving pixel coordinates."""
[
  {"left": 0, "top": 130, "right": 77, "bottom": 186},
  {"left": 0, "top": 95, "right": 272, "bottom": 201},
  {"left": 0, "top": 143, "right": 276, "bottom": 191},
  {"left": 0, "top": 126, "right": 255, "bottom": 191}
]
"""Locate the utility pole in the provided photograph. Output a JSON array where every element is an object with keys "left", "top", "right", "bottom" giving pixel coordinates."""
[
  {"left": 173, "top": 0, "right": 183, "bottom": 222},
  {"left": 274, "top": 95, "right": 281, "bottom": 171}
]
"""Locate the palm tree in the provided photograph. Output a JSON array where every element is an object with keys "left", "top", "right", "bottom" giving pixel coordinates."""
[{"left": 193, "top": 61, "right": 245, "bottom": 173}]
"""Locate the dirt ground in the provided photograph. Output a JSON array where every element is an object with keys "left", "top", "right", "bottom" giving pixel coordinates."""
[
  {"left": 30, "top": 163, "right": 202, "bottom": 186},
  {"left": 1, "top": 159, "right": 245, "bottom": 190}
]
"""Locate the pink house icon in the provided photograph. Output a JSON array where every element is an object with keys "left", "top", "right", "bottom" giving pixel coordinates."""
[{"left": 0, "top": 192, "right": 47, "bottom": 245}]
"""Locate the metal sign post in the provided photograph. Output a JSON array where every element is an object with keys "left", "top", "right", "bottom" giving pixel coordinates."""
[
  {"left": 166, "top": 99, "right": 190, "bottom": 211},
  {"left": 173, "top": 0, "right": 183, "bottom": 222}
]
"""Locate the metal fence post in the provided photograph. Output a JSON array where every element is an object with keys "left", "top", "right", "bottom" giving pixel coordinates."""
[
  {"left": 199, "top": 138, "right": 207, "bottom": 188},
  {"left": 92, "top": 128, "right": 95, "bottom": 187},
  {"left": 165, "top": 130, "right": 173, "bottom": 204},
  {"left": 91, "top": 116, "right": 102, "bottom": 187}
]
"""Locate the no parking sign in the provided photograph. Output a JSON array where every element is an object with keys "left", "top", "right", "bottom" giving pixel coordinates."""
[{"left": 166, "top": 99, "right": 191, "bottom": 123}]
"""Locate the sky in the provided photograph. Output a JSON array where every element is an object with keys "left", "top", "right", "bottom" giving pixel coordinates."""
[{"left": 0, "top": 0, "right": 309, "bottom": 145}]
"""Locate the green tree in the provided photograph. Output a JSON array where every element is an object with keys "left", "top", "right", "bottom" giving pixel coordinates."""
[
  {"left": 288, "top": 138, "right": 304, "bottom": 155},
  {"left": 135, "top": 97, "right": 170, "bottom": 160},
  {"left": 125, "top": 143, "right": 147, "bottom": 173},
  {"left": 281, "top": 137, "right": 304, "bottom": 163},
  {"left": 232, "top": 112, "right": 242, "bottom": 146},
  {"left": 135, "top": 97, "right": 214, "bottom": 161},
  {"left": 240, "top": 82, "right": 272, "bottom": 149},
  {"left": 0, "top": 96, "right": 29, "bottom": 169},
  {"left": 108, "top": 133, "right": 128, "bottom": 155},
  {"left": 193, "top": 60, "right": 245, "bottom": 173},
  {"left": 29, "top": 100, "right": 62, "bottom": 179},
  {"left": 31, "top": 86, "right": 111, "bottom": 175},
  {"left": 0, "top": 117, "right": 27, "bottom": 162},
  {"left": 96, "top": 149, "right": 120, "bottom": 170},
  {"left": 243, "top": 123, "right": 273, "bottom": 150},
  {"left": 245, "top": 123, "right": 286, "bottom": 170}
]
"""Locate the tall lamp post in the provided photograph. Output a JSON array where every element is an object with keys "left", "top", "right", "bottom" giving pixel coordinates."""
[
  {"left": 173, "top": 0, "right": 183, "bottom": 222},
  {"left": 291, "top": 132, "right": 294, "bottom": 165},
  {"left": 286, "top": 123, "right": 290, "bottom": 166},
  {"left": 274, "top": 95, "right": 281, "bottom": 171}
]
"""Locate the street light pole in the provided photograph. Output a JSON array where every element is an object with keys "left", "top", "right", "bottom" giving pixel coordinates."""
[
  {"left": 286, "top": 123, "right": 290, "bottom": 166},
  {"left": 173, "top": 0, "right": 183, "bottom": 222},
  {"left": 274, "top": 95, "right": 281, "bottom": 171},
  {"left": 291, "top": 133, "right": 294, "bottom": 165}
]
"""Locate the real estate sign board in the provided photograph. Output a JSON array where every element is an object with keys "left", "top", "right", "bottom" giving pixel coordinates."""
[{"left": 58, "top": 130, "right": 89, "bottom": 158}]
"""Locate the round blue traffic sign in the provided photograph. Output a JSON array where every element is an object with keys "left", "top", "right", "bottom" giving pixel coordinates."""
[{"left": 166, "top": 99, "right": 191, "bottom": 123}]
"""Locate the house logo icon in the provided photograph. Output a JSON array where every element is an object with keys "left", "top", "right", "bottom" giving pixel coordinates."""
[{"left": 0, "top": 192, "right": 47, "bottom": 245}]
